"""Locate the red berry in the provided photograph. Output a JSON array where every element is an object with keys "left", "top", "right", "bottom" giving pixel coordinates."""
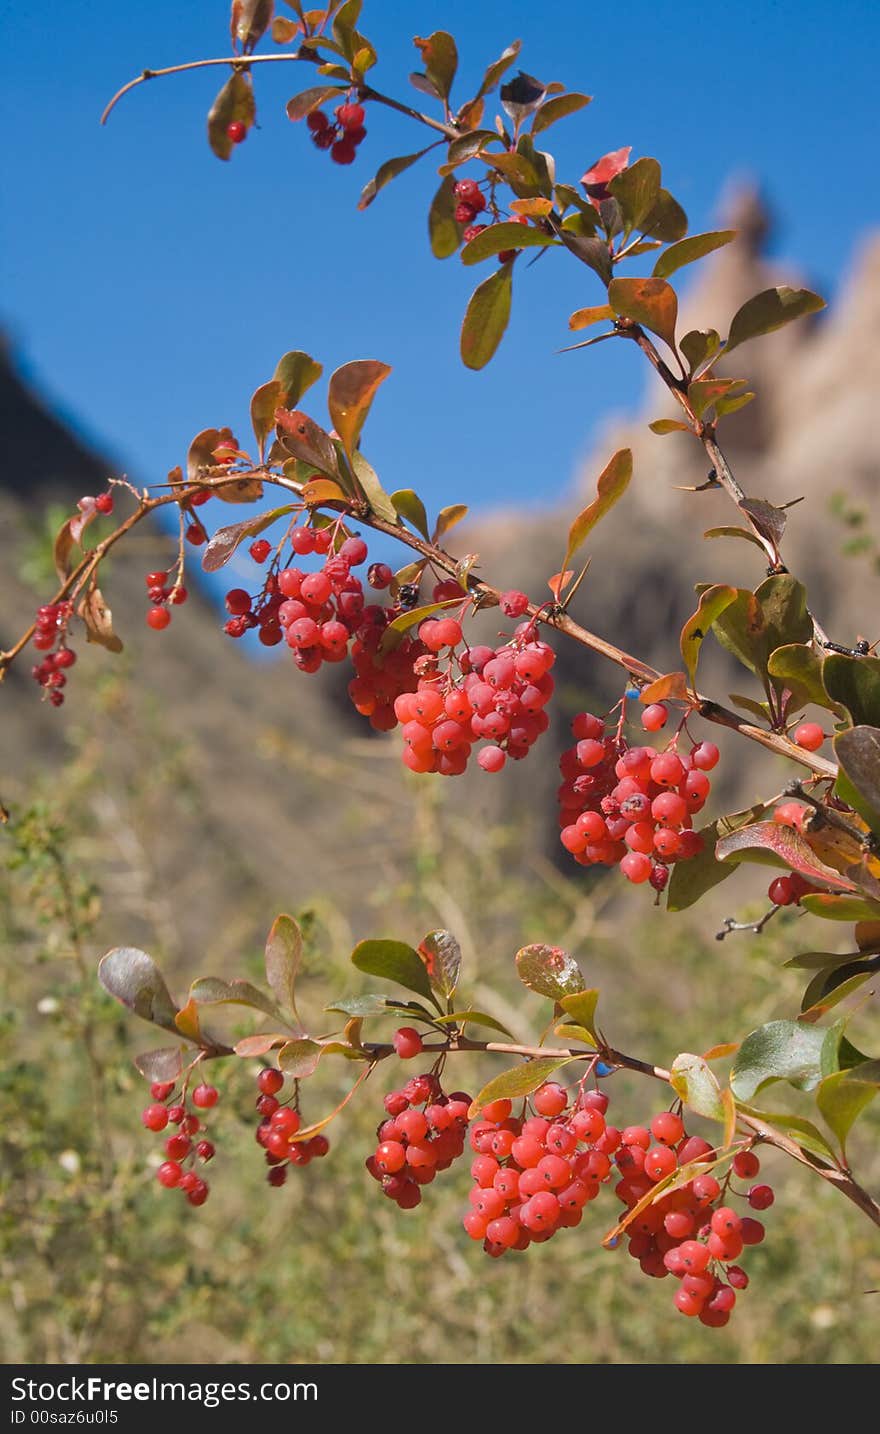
[
  {"left": 768, "top": 876, "right": 797, "bottom": 906},
  {"left": 227, "top": 121, "right": 247, "bottom": 144},
  {"left": 95, "top": 491, "right": 114, "bottom": 514},
  {"left": 336, "top": 102, "right": 366, "bottom": 131},
  {"left": 691, "top": 741, "right": 720, "bottom": 770},
  {"left": 641, "top": 703, "right": 668, "bottom": 732},
  {"left": 393, "top": 1027, "right": 424, "bottom": 1060},
  {"left": 533, "top": 1083, "right": 568, "bottom": 1118},
  {"left": 331, "top": 138, "right": 357, "bottom": 165},
  {"left": 733, "top": 1150, "right": 761, "bottom": 1179},
  {"left": 794, "top": 722, "right": 824, "bottom": 751},
  {"left": 196, "top": 1140, "right": 215, "bottom": 1162},
  {"left": 146, "top": 606, "right": 171, "bottom": 631},
  {"left": 258, "top": 1068, "right": 284, "bottom": 1096},
  {"left": 650, "top": 1111, "right": 685, "bottom": 1146},
  {"left": 500, "top": 590, "right": 529, "bottom": 618},
  {"left": 141, "top": 1104, "right": 169, "bottom": 1132},
  {"left": 454, "top": 179, "right": 486, "bottom": 212},
  {"left": 192, "top": 1083, "right": 218, "bottom": 1109},
  {"left": 150, "top": 1081, "right": 175, "bottom": 1101},
  {"left": 748, "top": 1183, "right": 775, "bottom": 1210},
  {"left": 156, "top": 1160, "right": 182, "bottom": 1188}
]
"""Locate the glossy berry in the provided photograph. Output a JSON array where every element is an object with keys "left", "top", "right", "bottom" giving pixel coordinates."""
[
  {"left": 141, "top": 1104, "right": 169, "bottom": 1132},
  {"left": 748, "top": 1184, "right": 775, "bottom": 1210},
  {"left": 641, "top": 703, "right": 668, "bottom": 732},
  {"left": 146, "top": 607, "right": 171, "bottom": 631},
  {"left": 794, "top": 722, "right": 824, "bottom": 751},
  {"left": 156, "top": 1160, "right": 182, "bottom": 1188},
  {"left": 337, "top": 102, "right": 365, "bottom": 131},
  {"left": 95, "top": 491, "right": 114, "bottom": 514},
  {"left": 393, "top": 1027, "right": 424, "bottom": 1060},
  {"left": 192, "top": 1083, "right": 219, "bottom": 1109},
  {"left": 227, "top": 121, "right": 247, "bottom": 144},
  {"left": 258, "top": 1068, "right": 284, "bottom": 1096}
]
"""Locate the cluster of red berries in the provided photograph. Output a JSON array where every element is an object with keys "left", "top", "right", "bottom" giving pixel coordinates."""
[
  {"left": 306, "top": 101, "right": 367, "bottom": 165},
  {"left": 558, "top": 703, "right": 719, "bottom": 890},
  {"left": 454, "top": 179, "right": 531, "bottom": 261},
  {"left": 622, "top": 1142, "right": 773, "bottom": 1328},
  {"left": 31, "top": 601, "right": 76, "bottom": 706},
  {"left": 253, "top": 1067, "right": 329, "bottom": 1185},
  {"left": 143, "top": 569, "right": 189, "bottom": 632},
  {"left": 394, "top": 603, "right": 555, "bottom": 777},
  {"left": 464, "top": 1083, "right": 612, "bottom": 1256},
  {"left": 142, "top": 1078, "right": 219, "bottom": 1207},
  {"left": 366, "top": 1071, "right": 473, "bottom": 1211}
]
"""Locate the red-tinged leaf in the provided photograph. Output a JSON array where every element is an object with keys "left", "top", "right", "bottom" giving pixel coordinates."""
[
  {"left": 460, "top": 264, "right": 513, "bottom": 370},
  {"left": 285, "top": 85, "right": 346, "bottom": 122},
  {"left": 418, "top": 929, "right": 461, "bottom": 1000},
  {"left": 98, "top": 948, "right": 179, "bottom": 1033},
  {"left": 433, "top": 504, "right": 468, "bottom": 542},
  {"left": 515, "top": 943, "right": 586, "bottom": 1002},
  {"left": 725, "top": 286, "right": 826, "bottom": 355},
  {"left": 800, "top": 893, "right": 880, "bottom": 921},
  {"left": 391, "top": 489, "right": 429, "bottom": 539},
  {"left": 548, "top": 569, "right": 574, "bottom": 600},
  {"left": 202, "top": 505, "right": 296, "bottom": 572},
  {"left": 275, "top": 409, "right": 341, "bottom": 477},
  {"left": 272, "top": 16, "right": 299, "bottom": 43},
  {"left": 688, "top": 377, "right": 747, "bottom": 420},
  {"left": 461, "top": 222, "right": 554, "bottom": 265},
  {"left": 652, "top": 230, "right": 735, "bottom": 280},
  {"left": 608, "top": 276, "right": 678, "bottom": 351},
  {"left": 208, "top": 71, "right": 256, "bottom": 159},
  {"left": 327, "top": 360, "right": 391, "bottom": 459},
  {"left": 531, "top": 91, "right": 592, "bottom": 134},
  {"left": 413, "top": 31, "right": 457, "bottom": 99},
  {"left": 715, "top": 822, "right": 859, "bottom": 890},
  {"left": 467, "top": 1057, "right": 583, "bottom": 1119},
  {"left": 301, "top": 478, "right": 348, "bottom": 506},
  {"left": 234, "top": 0, "right": 274, "bottom": 53},
  {"left": 233, "top": 1032, "right": 289, "bottom": 1058},
  {"left": 174, "top": 997, "right": 202, "bottom": 1042},
  {"left": 648, "top": 418, "right": 689, "bottom": 435},
  {"left": 429, "top": 175, "right": 462, "bottom": 259},
  {"left": 358, "top": 148, "right": 433, "bottom": 209},
  {"left": 639, "top": 671, "right": 688, "bottom": 704},
  {"left": 667, "top": 804, "right": 768, "bottom": 912},
  {"left": 133, "top": 1046, "right": 185, "bottom": 1083},
  {"left": 562, "top": 448, "right": 632, "bottom": 572},
  {"left": 569, "top": 304, "right": 614, "bottom": 331},
  {"left": 78, "top": 585, "right": 123, "bottom": 654},
  {"left": 608, "top": 157, "right": 661, "bottom": 235},
  {"left": 680, "top": 584, "right": 737, "bottom": 688},
  {"left": 581, "top": 145, "right": 631, "bottom": 192},
  {"left": 265, "top": 914, "right": 303, "bottom": 1024},
  {"left": 670, "top": 1052, "right": 725, "bottom": 1121}
]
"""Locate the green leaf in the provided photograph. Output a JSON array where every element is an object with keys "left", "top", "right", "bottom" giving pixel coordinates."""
[
  {"left": 725, "top": 286, "right": 826, "bottom": 355},
  {"left": 273, "top": 350, "right": 323, "bottom": 407},
  {"left": 562, "top": 449, "right": 632, "bottom": 572},
  {"left": 670, "top": 1052, "right": 725, "bottom": 1122},
  {"left": 351, "top": 939, "right": 438, "bottom": 1006},
  {"left": 461, "top": 222, "right": 554, "bottom": 265},
  {"left": 188, "top": 977, "right": 284, "bottom": 1023},
  {"left": 816, "top": 1062, "right": 880, "bottom": 1156},
  {"left": 648, "top": 418, "right": 689, "bottom": 435},
  {"left": 201, "top": 506, "right": 296, "bottom": 573},
  {"left": 556, "top": 229, "right": 613, "bottom": 284},
  {"left": 715, "top": 821, "right": 858, "bottom": 890},
  {"left": 515, "top": 943, "right": 586, "bottom": 1002},
  {"left": 278, "top": 1038, "right": 322, "bottom": 1078},
  {"left": 703, "top": 526, "right": 767, "bottom": 553},
  {"left": 822, "top": 654, "right": 880, "bottom": 728},
  {"left": 735, "top": 1105, "right": 838, "bottom": 1163},
  {"left": 801, "top": 893, "right": 880, "bottom": 921},
  {"left": 834, "top": 726, "right": 880, "bottom": 837},
  {"left": 680, "top": 585, "right": 737, "bottom": 688},
  {"left": 327, "top": 359, "right": 391, "bottom": 460},
  {"left": 208, "top": 71, "right": 256, "bottom": 159},
  {"left": 666, "top": 804, "right": 767, "bottom": 911},
  {"left": 413, "top": 31, "right": 458, "bottom": 99},
  {"left": 475, "top": 39, "right": 522, "bottom": 100},
  {"left": 379, "top": 597, "right": 462, "bottom": 652},
  {"left": 755, "top": 574, "right": 812, "bottom": 658},
  {"left": 265, "top": 914, "right": 303, "bottom": 1024},
  {"left": 351, "top": 451, "right": 398, "bottom": 523},
  {"left": 608, "top": 276, "right": 678, "bottom": 351},
  {"left": 730, "top": 1020, "right": 827, "bottom": 1100},
  {"left": 325, "top": 994, "right": 436, "bottom": 1021},
  {"left": 680, "top": 328, "right": 721, "bottom": 374},
  {"left": 417, "top": 929, "right": 461, "bottom": 1000},
  {"left": 433, "top": 1010, "right": 516, "bottom": 1038},
  {"left": 709, "top": 588, "right": 766, "bottom": 677},
  {"left": 559, "top": 990, "right": 599, "bottom": 1043},
  {"left": 460, "top": 263, "right": 513, "bottom": 370},
  {"left": 641, "top": 189, "right": 688, "bottom": 242},
  {"left": 767, "top": 643, "right": 834, "bottom": 713},
  {"left": 715, "top": 390, "right": 756, "bottom": 419},
  {"left": 391, "top": 489, "right": 430, "bottom": 539},
  {"left": 801, "top": 966, "right": 874, "bottom": 1018},
  {"left": 652, "top": 230, "right": 735, "bottom": 280},
  {"left": 358, "top": 147, "right": 433, "bottom": 209},
  {"left": 531, "top": 91, "right": 592, "bottom": 134},
  {"left": 442, "top": 130, "right": 501, "bottom": 168},
  {"left": 608, "top": 157, "right": 661, "bottom": 236},
  {"left": 468, "top": 1056, "right": 582, "bottom": 1118},
  {"left": 429, "top": 175, "right": 463, "bottom": 259},
  {"left": 285, "top": 85, "right": 346, "bottom": 123},
  {"left": 251, "top": 380, "right": 283, "bottom": 458},
  {"left": 98, "top": 948, "right": 179, "bottom": 1033}
]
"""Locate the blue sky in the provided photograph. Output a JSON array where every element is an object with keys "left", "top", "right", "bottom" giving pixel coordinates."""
[{"left": 3, "top": 0, "right": 879, "bottom": 577}]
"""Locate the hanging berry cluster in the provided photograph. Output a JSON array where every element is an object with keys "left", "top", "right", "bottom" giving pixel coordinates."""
[
  {"left": 366, "top": 1066, "right": 473, "bottom": 1211},
  {"left": 142, "top": 1078, "right": 219, "bottom": 1207},
  {"left": 253, "top": 1068, "right": 330, "bottom": 1186},
  {"left": 558, "top": 702, "right": 720, "bottom": 892},
  {"left": 306, "top": 100, "right": 367, "bottom": 165},
  {"left": 30, "top": 600, "right": 76, "bottom": 706}
]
